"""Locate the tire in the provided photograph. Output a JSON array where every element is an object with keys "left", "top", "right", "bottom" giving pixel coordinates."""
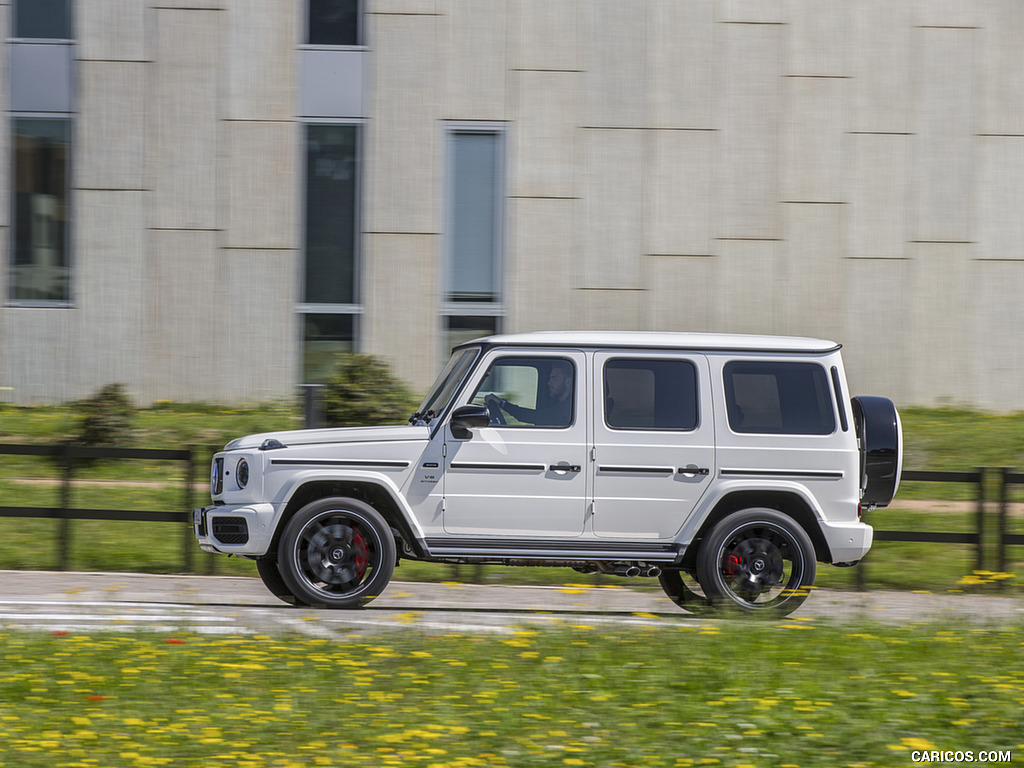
[
  {"left": 256, "top": 559, "right": 304, "bottom": 606},
  {"left": 658, "top": 569, "right": 712, "bottom": 615},
  {"left": 277, "top": 497, "right": 396, "bottom": 609},
  {"left": 696, "top": 508, "right": 816, "bottom": 618}
]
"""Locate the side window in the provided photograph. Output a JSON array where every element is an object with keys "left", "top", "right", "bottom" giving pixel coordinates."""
[
  {"left": 470, "top": 357, "right": 574, "bottom": 428},
  {"left": 724, "top": 361, "right": 836, "bottom": 435},
  {"left": 604, "top": 359, "right": 698, "bottom": 431}
]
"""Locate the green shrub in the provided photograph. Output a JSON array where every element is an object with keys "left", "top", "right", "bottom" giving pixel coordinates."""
[
  {"left": 322, "top": 353, "right": 419, "bottom": 427},
  {"left": 76, "top": 383, "right": 136, "bottom": 446}
]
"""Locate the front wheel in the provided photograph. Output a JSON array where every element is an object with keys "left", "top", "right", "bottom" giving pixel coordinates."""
[
  {"left": 277, "top": 497, "right": 396, "bottom": 609},
  {"left": 256, "top": 558, "right": 303, "bottom": 606},
  {"left": 696, "top": 508, "right": 816, "bottom": 617}
]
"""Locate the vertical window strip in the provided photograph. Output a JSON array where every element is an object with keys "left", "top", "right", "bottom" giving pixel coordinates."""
[
  {"left": 10, "top": 117, "right": 73, "bottom": 304},
  {"left": 443, "top": 125, "right": 506, "bottom": 357}
]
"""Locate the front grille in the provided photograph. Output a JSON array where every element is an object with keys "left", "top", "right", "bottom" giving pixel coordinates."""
[{"left": 212, "top": 517, "right": 249, "bottom": 545}]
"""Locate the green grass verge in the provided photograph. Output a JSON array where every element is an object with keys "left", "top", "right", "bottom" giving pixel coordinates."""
[{"left": 1, "top": 623, "right": 1022, "bottom": 768}]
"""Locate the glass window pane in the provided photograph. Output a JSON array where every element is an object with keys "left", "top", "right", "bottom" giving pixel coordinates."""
[
  {"left": 11, "top": 118, "right": 72, "bottom": 303},
  {"left": 470, "top": 357, "right": 575, "bottom": 429},
  {"left": 444, "top": 315, "right": 498, "bottom": 355},
  {"left": 308, "top": 0, "right": 359, "bottom": 46},
  {"left": 303, "top": 313, "right": 355, "bottom": 384},
  {"left": 604, "top": 359, "right": 698, "bottom": 431},
  {"left": 724, "top": 361, "right": 836, "bottom": 435},
  {"left": 447, "top": 131, "right": 501, "bottom": 303},
  {"left": 15, "top": 0, "right": 72, "bottom": 39},
  {"left": 304, "top": 124, "right": 358, "bottom": 304},
  {"left": 416, "top": 348, "right": 479, "bottom": 421}
]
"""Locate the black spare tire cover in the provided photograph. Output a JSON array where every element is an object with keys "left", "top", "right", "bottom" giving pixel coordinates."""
[{"left": 851, "top": 396, "right": 902, "bottom": 508}]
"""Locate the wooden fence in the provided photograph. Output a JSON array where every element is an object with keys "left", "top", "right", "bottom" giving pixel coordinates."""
[
  {"left": 0, "top": 443, "right": 198, "bottom": 572},
  {"left": 0, "top": 444, "right": 1021, "bottom": 579}
]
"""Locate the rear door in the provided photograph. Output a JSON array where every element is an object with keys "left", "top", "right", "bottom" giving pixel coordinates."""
[{"left": 591, "top": 351, "right": 715, "bottom": 538}]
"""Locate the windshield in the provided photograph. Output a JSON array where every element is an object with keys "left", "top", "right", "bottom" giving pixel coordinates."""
[{"left": 410, "top": 348, "right": 479, "bottom": 424}]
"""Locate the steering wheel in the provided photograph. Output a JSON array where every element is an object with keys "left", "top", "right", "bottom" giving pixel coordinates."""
[{"left": 485, "top": 395, "right": 507, "bottom": 426}]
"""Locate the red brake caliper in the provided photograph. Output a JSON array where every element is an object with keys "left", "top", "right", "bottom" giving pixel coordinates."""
[
  {"left": 723, "top": 552, "right": 742, "bottom": 577},
  {"left": 351, "top": 528, "right": 370, "bottom": 578}
]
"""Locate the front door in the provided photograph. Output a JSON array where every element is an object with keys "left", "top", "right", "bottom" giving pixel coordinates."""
[
  {"left": 443, "top": 351, "right": 588, "bottom": 536},
  {"left": 591, "top": 351, "right": 715, "bottom": 538}
]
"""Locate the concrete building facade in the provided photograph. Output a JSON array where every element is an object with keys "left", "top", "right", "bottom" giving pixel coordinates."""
[{"left": 3, "top": 0, "right": 1024, "bottom": 410}]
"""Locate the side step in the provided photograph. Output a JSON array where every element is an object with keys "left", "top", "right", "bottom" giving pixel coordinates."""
[{"left": 423, "top": 538, "right": 682, "bottom": 563}]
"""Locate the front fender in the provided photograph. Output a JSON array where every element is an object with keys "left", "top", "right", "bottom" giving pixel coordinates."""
[{"left": 272, "top": 469, "right": 427, "bottom": 542}]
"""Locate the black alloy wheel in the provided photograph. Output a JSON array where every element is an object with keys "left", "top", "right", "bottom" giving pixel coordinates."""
[
  {"left": 696, "top": 508, "right": 816, "bottom": 617},
  {"left": 277, "top": 497, "right": 396, "bottom": 609}
]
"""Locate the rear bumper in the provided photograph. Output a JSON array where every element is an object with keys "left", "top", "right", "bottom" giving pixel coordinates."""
[
  {"left": 193, "top": 502, "right": 278, "bottom": 557},
  {"left": 820, "top": 519, "right": 873, "bottom": 565}
]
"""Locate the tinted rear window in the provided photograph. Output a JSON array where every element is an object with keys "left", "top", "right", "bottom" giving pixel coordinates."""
[
  {"left": 604, "top": 359, "right": 698, "bottom": 431},
  {"left": 723, "top": 361, "right": 836, "bottom": 435}
]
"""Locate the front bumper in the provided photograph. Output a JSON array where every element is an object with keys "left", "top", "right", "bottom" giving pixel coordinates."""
[{"left": 193, "top": 502, "right": 279, "bottom": 556}]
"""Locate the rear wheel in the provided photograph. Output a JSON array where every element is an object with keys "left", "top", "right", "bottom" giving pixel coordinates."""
[
  {"left": 277, "top": 497, "right": 396, "bottom": 609},
  {"left": 696, "top": 508, "right": 816, "bottom": 617},
  {"left": 658, "top": 569, "right": 712, "bottom": 615}
]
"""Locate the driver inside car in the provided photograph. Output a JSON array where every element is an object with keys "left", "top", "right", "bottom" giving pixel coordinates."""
[{"left": 484, "top": 360, "right": 574, "bottom": 428}]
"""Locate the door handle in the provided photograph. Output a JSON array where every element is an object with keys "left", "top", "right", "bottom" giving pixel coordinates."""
[
  {"left": 549, "top": 463, "right": 582, "bottom": 473},
  {"left": 678, "top": 466, "right": 710, "bottom": 476}
]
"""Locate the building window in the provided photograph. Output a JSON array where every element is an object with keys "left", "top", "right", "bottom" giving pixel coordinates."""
[
  {"left": 10, "top": 117, "right": 72, "bottom": 304},
  {"left": 443, "top": 126, "right": 506, "bottom": 355},
  {"left": 304, "top": 124, "right": 358, "bottom": 305},
  {"left": 307, "top": 0, "right": 360, "bottom": 46},
  {"left": 14, "top": 0, "right": 72, "bottom": 39},
  {"left": 444, "top": 315, "right": 499, "bottom": 356},
  {"left": 303, "top": 313, "right": 355, "bottom": 385},
  {"left": 300, "top": 122, "right": 361, "bottom": 383}
]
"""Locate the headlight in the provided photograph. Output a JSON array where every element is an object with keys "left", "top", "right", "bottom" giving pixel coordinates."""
[
  {"left": 211, "top": 457, "right": 223, "bottom": 495},
  {"left": 236, "top": 458, "right": 249, "bottom": 489}
]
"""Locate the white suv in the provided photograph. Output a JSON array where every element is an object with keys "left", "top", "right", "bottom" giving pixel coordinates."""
[{"left": 194, "top": 332, "right": 901, "bottom": 617}]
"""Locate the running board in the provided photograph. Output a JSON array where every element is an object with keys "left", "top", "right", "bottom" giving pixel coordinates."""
[{"left": 424, "top": 538, "right": 682, "bottom": 563}]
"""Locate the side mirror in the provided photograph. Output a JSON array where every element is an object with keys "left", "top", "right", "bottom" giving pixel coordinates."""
[{"left": 450, "top": 404, "right": 490, "bottom": 438}]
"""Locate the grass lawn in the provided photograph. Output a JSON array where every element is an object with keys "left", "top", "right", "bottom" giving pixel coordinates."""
[{"left": 1, "top": 622, "right": 1022, "bottom": 768}]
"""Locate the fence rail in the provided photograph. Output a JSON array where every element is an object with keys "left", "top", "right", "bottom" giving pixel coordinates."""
[
  {"left": 0, "top": 444, "right": 1022, "bottom": 578},
  {"left": 0, "top": 443, "right": 198, "bottom": 572}
]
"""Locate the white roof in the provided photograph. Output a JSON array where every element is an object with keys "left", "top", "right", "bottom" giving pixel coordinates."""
[{"left": 467, "top": 330, "right": 840, "bottom": 354}]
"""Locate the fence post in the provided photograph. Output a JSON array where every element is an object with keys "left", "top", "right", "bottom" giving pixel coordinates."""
[
  {"left": 58, "top": 443, "right": 73, "bottom": 571},
  {"left": 855, "top": 545, "right": 866, "bottom": 591},
  {"left": 303, "top": 384, "right": 324, "bottom": 429},
  {"left": 975, "top": 467, "right": 986, "bottom": 573},
  {"left": 998, "top": 467, "right": 1009, "bottom": 582},
  {"left": 183, "top": 446, "right": 195, "bottom": 573}
]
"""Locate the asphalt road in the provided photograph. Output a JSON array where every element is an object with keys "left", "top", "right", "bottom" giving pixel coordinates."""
[{"left": 0, "top": 570, "right": 1020, "bottom": 636}]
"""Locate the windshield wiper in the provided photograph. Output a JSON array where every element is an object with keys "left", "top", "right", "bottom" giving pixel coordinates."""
[{"left": 408, "top": 409, "right": 435, "bottom": 425}]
